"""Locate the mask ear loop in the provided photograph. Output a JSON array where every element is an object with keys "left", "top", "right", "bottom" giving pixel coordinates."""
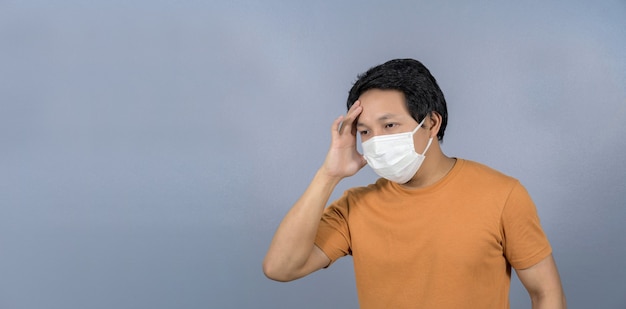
[
  {"left": 420, "top": 137, "right": 434, "bottom": 155},
  {"left": 413, "top": 117, "right": 433, "bottom": 155},
  {"left": 412, "top": 117, "right": 428, "bottom": 134}
]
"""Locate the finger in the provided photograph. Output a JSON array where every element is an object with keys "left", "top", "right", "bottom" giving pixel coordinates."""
[
  {"left": 349, "top": 100, "right": 362, "bottom": 136},
  {"left": 340, "top": 102, "right": 362, "bottom": 135},
  {"left": 346, "top": 100, "right": 361, "bottom": 118},
  {"left": 331, "top": 115, "right": 344, "bottom": 138}
]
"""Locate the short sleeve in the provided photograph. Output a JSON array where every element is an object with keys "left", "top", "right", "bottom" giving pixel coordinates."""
[
  {"left": 501, "top": 181, "right": 552, "bottom": 269},
  {"left": 314, "top": 192, "right": 352, "bottom": 267}
]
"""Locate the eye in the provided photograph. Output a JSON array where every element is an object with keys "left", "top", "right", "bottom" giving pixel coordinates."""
[
  {"left": 359, "top": 130, "right": 369, "bottom": 136},
  {"left": 385, "top": 123, "right": 397, "bottom": 129}
]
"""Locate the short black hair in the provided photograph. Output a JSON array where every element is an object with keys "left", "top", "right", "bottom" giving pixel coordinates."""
[{"left": 347, "top": 58, "right": 448, "bottom": 141}]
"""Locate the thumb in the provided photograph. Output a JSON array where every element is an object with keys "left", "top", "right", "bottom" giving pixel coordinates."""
[{"left": 359, "top": 154, "right": 368, "bottom": 168}]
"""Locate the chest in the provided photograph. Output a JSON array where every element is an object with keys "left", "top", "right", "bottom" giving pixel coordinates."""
[{"left": 348, "top": 194, "right": 504, "bottom": 267}]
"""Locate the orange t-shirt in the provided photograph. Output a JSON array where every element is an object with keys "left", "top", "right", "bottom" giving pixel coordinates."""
[{"left": 315, "top": 159, "right": 552, "bottom": 309}]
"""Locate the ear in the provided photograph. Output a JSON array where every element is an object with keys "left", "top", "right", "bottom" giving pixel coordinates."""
[{"left": 426, "top": 112, "right": 443, "bottom": 139}]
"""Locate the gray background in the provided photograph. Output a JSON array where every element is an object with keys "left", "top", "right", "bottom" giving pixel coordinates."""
[{"left": 1, "top": 1, "right": 625, "bottom": 308}]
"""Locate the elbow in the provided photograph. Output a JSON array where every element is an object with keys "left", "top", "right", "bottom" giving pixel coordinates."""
[
  {"left": 262, "top": 258, "right": 296, "bottom": 282},
  {"left": 528, "top": 289, "right": 567, "bottom": 309}
]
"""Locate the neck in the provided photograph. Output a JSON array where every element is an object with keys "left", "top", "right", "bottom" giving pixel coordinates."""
[{"left": 401, "top": 147, "right": 456, "bottom": 189}]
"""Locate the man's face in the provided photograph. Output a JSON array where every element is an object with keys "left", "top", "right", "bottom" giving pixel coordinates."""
[{"left": 355, "top": 89, "right": 431, "bottom": 152}]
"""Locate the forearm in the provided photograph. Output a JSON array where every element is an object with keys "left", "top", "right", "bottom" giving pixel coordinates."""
[{"left": 263, "top": 168, "right": 341, "bottom": 278}]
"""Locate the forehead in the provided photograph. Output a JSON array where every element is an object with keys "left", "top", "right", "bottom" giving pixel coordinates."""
[{"left": 356, "top": 89, "right": 412, "bottom": 125}]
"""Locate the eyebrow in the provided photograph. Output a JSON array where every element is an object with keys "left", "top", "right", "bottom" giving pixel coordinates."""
[{"left": 356, "top": 114, "right": 399, "bottom": 127}]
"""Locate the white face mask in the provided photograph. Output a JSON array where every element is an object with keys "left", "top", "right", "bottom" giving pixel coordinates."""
[{"left": 362, "top": 117, "right": 433, "bottom": 184}]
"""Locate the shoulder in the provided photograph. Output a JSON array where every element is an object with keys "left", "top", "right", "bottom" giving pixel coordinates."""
[
  {"left": 334, "top": 178, "right": 394, "bottom": 207},
  {"left": 343, "top": 178, "right": 389, "bottom": 199},
  {"left": 454, "top": 159, "right": 523, "bottom": 196},
  {"left": 353, "top": 177, "right": 389, "bottom": 191},
  {"left": 458, "top": 159, "right": 518, "bottom": 183}
]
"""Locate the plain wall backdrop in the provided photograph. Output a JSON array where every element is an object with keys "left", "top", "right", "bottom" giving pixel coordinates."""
[{"left": 1, "top": 1, "right": 625, "bottom": 308}]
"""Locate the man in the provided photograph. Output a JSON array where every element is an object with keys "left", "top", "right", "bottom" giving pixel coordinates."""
[{"left": 263, "top": 59, "right": 566, "bottom": 308}]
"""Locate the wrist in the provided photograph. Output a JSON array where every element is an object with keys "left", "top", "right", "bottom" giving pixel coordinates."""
[{"left": 315, "top": 167, "right": 343, "bottom": 188}]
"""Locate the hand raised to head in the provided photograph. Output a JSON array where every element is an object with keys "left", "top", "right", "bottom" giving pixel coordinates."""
[{"left": 321, "top": 100, "right": 368, "bottom": 179}]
